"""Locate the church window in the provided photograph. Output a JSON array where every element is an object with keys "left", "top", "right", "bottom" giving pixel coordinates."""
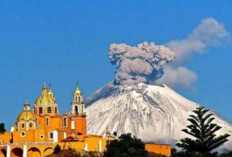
[
  {"left": 64, "top": 117, "right": 67, "bottom": 127},
  {"left": 46, "top": 117, "right": 50, "bottom": 127},
  {"left": 22, "top": 123, "right": 25, "bottom": 128},
  {"left": 29, "top": 123, "right": 33, "bottom": 128},
  {"left": 78, "top": 96, "right": 80, "bottom": 102},
  {"left": 39, "top": 107, "right": 43, "bottom": 114},
  {"left": 40, "top": 135, "right": 44, "bottom": 139},
  {"left": 55, "top": 107, "right": 57, "bottom": 114},
  {"left": 75, "top": 106, "right": 78, "bottom": 114},
  {"left": 20, "top": 131, "right": 26, "bottom": 137},
  {"left": 50, "top": 132, "right": 53, "bottom": 139},
  {"left": 47, "top": 107, "right": 51, "bottom": 113}
]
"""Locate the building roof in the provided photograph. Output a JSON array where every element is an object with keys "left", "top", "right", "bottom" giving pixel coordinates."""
[
  {"left": 17, "top": 110, "right": 37, "bottom": 122},
  {"left": 61, "top": 136, "right": 78, "bottom": 142},
  {"left": 74, "top": 86, "right": 82, "bottom": 95},
  {"left": 34, "top": 83, "right": 56, "bottom": 107}
]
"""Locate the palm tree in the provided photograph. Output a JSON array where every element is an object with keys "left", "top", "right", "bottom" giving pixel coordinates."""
[{"left": 176, "top": 106, "right": 230, "bottom": 156}]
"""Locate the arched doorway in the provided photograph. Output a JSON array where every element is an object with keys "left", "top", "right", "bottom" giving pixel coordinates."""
[
  {"left": 11, "top": 147, "right": 23, "bottom": 157},
  {"left": 28, "top": 147, "right": 41, "bottom": 157},
  {"left": 43, "top": 147, "right": 54, "bottom": 156},
  {"left": 0, "top": 149, "right": 6, "bottom": 157}
]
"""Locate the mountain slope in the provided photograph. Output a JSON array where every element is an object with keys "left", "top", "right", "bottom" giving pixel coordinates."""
[{"left": 86, "top": 83, "right": 232, "bottom": 148}]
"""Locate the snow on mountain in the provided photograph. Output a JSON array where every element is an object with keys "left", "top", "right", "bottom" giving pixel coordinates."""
[{"left": 86, "top": 83, "right": 232, "bottom": 148}]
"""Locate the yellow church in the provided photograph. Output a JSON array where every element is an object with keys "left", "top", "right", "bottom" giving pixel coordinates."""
[
  {"left": 0, "top": 84, "right": 109, "bottom": 157},
  {"left": 0, "top": 84, "right": 171, "bottom": 157}
]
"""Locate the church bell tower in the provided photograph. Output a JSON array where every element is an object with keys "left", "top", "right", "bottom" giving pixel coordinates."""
[
  {"left": 72, "top": 86, "right": 85, "bottom": 115},
  {"left": 71, "top": 85, "right": 87, "bottom": 136}
]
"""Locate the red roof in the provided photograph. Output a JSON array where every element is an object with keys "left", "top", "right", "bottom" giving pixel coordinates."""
[{"left": 61, "top": 136, "right": 78, "bottom": 142}]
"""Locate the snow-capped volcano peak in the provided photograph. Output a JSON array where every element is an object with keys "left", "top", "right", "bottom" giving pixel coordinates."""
[{"left": 86, "top": 83, "right": 232, "bottom": 148}]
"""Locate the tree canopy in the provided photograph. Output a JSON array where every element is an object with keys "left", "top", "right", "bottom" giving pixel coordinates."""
[
  {"left": 176, "top": 106, "right": 230, "bottom": 156},
  {"left": 53, "top": 144, "right": 61, "bottom": 154},
  {"left": 104, "top": 133, "right": 148, "bottom": 157},
  {"left": 0, "top": 123, "right": 6, "bottom": 133}
]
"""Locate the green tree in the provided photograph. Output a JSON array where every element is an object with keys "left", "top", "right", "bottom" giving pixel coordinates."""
[
  {"left": 171, "top": 148, "right": 218, "bottom": 157},
  {"left": 104, "top": 133, "right": 148, "bottom": 157},
  {"left": 176, "top": 106, "right": 230, "bottom": 156},
  {"left": 218, "top": 150, "right": 232, "bottom": 157},
  {"left": 53, "top": 144, "right": 61, "bottom": 154},
  {"left": 0, "top": 123, "right": 6, "bottom": 133}
]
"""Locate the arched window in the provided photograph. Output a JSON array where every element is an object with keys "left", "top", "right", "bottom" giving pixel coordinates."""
[
  {"left": 55, "top": 107, "right": 57, "bottom": 114},
  {"left": 47, "top": 107, "right": 51, "bottom": 113},
  {"left": 75, "top": 106, "right": 78, "bottom": 115},
  {"left": 50, "top": 132, "right": 53, "bottom": 139},
  {"left": 39, "top": 107, "right": 43, "bottom": 114},
  {"left": 29, "top": 123, "right": 33, "bottom": 128},
  {"left": 78, "top": 96, "right": 80, "bottom": 102},
  {"left": 22, "top": 123, "right": 25, "bottom": 128},
  {"left": 46, "top": 117, "right": 50, "bottom": 127},
  {"left": 63, "top": 117, "right": 67, "bottom": 127}
]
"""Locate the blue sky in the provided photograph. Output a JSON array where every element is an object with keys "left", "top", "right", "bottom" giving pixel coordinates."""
[{"left": 0, "top": 0, "right": 232, "bottom": 129}]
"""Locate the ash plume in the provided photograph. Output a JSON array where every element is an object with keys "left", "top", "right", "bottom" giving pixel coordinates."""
[
  {"left": 109, "top": 42, "right": 175, "bottom": 86},
  {"left": 157, "top": 18, "right": 230, "bottom": 89},
  {"left": 109, "top": 18, "right": 230, "bottom": 89},
  {"left": 166, "top": 18, "right": 230, "bottom": 64}
]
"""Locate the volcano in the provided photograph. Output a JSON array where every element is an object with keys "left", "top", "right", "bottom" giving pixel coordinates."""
[{"left": 86, "top": 83, "right": 232, "bottom": 148}]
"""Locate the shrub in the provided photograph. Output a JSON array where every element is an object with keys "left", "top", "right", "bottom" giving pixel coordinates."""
[
  {"left": 53, "top": 144, "right": 61, "bottom": 154},
  {"left": 104, "top": 133, "right": 148, "bottom": 157}
]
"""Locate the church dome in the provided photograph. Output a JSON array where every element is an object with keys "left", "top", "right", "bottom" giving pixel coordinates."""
[
  {"left": 74, "top": 86, "right": 82, "bottom": 95},
  {"left": 48, "top": 88, "right": 54, "bottom": 98},
  {"left": 17, "top": 100, "right": 36, "bottom": 121},
  {"left": 17, "top": 110, "right": 36, "bottom": 122},
  {"left": 35, "top": 94, "right": 55, "bottom": 106},
  {"left": 35, "top": 83, "right": 56, "bottom": 107}
]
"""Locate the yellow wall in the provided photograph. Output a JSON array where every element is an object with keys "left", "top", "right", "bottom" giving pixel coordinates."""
[
  {"left": 0, "top": 137, "right": 172, "bottom": 157},
  {"left": 84, "top": 136, "right": 107, "bottom": 152},
  {"left": 5, "top": 113, "right": 84, "bottom": 144},
  {"left": 0, "top": 132, "right": 11, "bottom": 145},
  {"left": 13, "top": 130, "right": 35, "bottom": 143},
  {"left": 145, "top": 143, "right": 171, "bottom": 157},
  {"left": 74, "top": 116, "right": 86, "bottom": 136}
]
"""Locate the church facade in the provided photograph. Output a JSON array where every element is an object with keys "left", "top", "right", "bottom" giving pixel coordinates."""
[{"left": 0, "top": 84, "right": 107, "bottom": 157}]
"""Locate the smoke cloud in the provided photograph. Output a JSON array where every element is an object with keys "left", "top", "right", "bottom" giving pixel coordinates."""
[
  {"left": 166, "top": 18, "right": 230, "bottom": 64},
  {"left": 109, "top": 42, "right": 175, "bottom": 85},
  {"left": 156, "top": 66, "right": 198, "bottom": 90},
  {"left": 109, "top": 18, "right": 230, "bottom": 88},
  {"left": 159, "top": 18, "right": 230, "bottom": 89}
]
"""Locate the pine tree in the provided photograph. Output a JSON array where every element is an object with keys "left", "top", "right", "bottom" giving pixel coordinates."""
[{"left": 176, "top": 106, "right": 230, "bottom": 156}]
